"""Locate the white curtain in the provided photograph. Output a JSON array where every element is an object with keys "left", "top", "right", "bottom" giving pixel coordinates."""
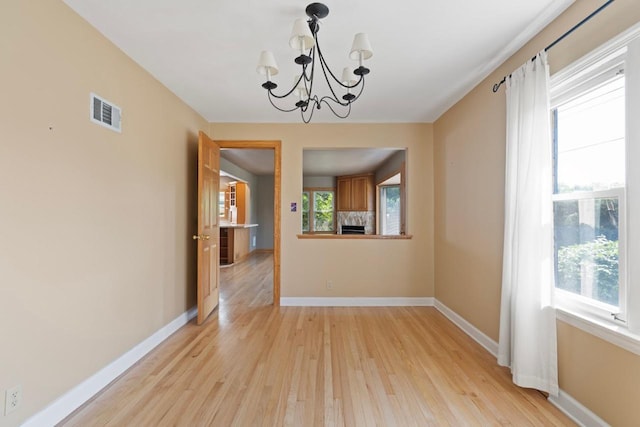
[{"left": 498, "top": 51, "right": 558, "bottom": 396}]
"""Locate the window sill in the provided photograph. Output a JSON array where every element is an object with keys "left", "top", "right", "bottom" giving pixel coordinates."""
[
  {"left": 297, "top": 234, "right": 413, "bottom": 240},
  {"left": 555, "top": 307, "right": 640, "bottom": 357}
]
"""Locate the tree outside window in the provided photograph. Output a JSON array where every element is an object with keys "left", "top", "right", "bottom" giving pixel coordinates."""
[
  {"left": 302, "top": 189, "right": 335, "bottom": 233},
  {"left": 551, "top": 61, "right": 625, "bottom": 314}
]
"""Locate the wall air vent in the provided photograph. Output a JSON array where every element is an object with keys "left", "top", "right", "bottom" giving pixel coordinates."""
[{"left": 90, "top": 93, "right": 121, "bottom": 133}]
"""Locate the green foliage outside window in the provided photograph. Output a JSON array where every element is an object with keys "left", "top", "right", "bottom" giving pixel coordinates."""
[
  {"left": 302, "top": 190, "right": 334, "bottom": 233},
  {"left": 313, "top": 191, "right": 334, "bottom": 232},
  {"left": 302, "top": 192, "right": 310, "bottom": 232},
  {"left": 557, "top": 235, "right": 619, "bottom": 306}
]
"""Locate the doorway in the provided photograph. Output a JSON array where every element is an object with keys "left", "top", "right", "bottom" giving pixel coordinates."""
[{"left": 215, "top": 140, "right": 281, "bottom": 305}]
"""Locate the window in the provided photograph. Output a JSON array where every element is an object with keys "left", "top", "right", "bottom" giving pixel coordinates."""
[
  {"left": 550, "top": 32, "right": 639, "bottom": 325},
  {"left": 302, "top": 189, "right": 335, "bottom": 233},
  {"left": 219, "top": 191, "right": 225, "bottom": 217},
  {"left": 380, "top": 185, "right": 400, "bottom": 235}
]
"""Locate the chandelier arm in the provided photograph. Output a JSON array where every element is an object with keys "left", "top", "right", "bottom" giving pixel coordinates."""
[
  {"left": 300, "top": 98, "right": 319, "bottom": 123},
  {"left": 314, "top": 42, "right": 350, "bottom": 107},
  {"left": 345, "top": 74, "right": 364, "bottom": 90},
  {"left": 316, "top": 42, "right": 365, "bottom": 106},
  {"left": 318, "top": 96, "right": 352, "bottom": 119},
  {"left": 267, "top": 91, "right": 300, "bottom": 112},
  {"left": 315, "top": 37, "right": 359, "bottom": 90},
  {"left": 317, "top": 57, "right": 351, "bottom": 107},
  {"left": 300, "top": 47, "right": 316, "bottom": 104},
  {"left": 300, "top": 103, "right": 316, "bottom": 124},
  {"left": 303, "top": 95, "right": 321, "bottom": 114},
  {"left": 348, "top": 76, "right": 366, "bottom": 102},
  {"left": 267, "top": 80, "right": 302, "bottom": 100},
  {"left": 303, "top": 48, "right": 314, "bottom": 82}
]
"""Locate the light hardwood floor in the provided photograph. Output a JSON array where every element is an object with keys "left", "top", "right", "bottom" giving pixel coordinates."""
[{"left": 61, "top": 252, "right": 574, "bottom": 426}]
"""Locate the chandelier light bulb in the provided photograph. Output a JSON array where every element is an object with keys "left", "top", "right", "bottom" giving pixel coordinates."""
[
  {"left": 341, "top": 68, "right": 356, "bottom": 88},
  {"left": 289, "top": 18, "right": 315, "bottom": 51},
  {"left": 256, "top": 51, "right": 279, "bottom": 79},
  {"left": 294, "top": 75, "right": 308, "bottom": 99},
  {"left": 349, "top": 33, "right": 373, "bottom": 64}
]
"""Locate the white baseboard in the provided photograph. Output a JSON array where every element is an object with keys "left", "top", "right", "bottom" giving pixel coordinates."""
[
  {"left": 434, "top": 299, "right": 607, "bottom": 427},
  {"left": 280, "top": 297, "right": 435, "bottom": 307},
  {"left": 22, "top": 306, "right": 198, "bottom": 427},
  {"left": 433, "top": 299, "right": 499, "bottom": 357},
  {"left": 24, "top": 299, "right": 608, "bottom": 427},
  {"left": 548, "top": 390, "right": 610, "bottom": 427}
]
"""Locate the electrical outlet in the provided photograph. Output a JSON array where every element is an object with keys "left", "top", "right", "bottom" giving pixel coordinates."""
[
  {"left": 5, "top": 385, "right": 21, "bottom": 415},
  {"left": 326, "top": 280, "right": 333, "bottom": 290}
]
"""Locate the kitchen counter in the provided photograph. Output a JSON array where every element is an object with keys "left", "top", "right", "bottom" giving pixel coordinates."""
[
  {"left": 219, "top": 224, "right": 257, "bottom": 265},
  {"left": 220, "top": 223, "right": 258, "bottom": 229}
]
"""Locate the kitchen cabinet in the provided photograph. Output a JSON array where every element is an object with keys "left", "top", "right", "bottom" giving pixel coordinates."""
[
  {"left": 336, "top": 178, "right": 351, "bottom": 211},
  {"left": 224, "top": 182, "right": 250, "bottom": 223},
  {"left": 220, "top": 224, "right": 257, "bottom": 265},
  {"left": 233, "top": 228, "right": 250, "bottom": 261},
  {"left": 336, "top": 173, "right": 374, "bottom": 211},
  {"left": 220, "top": 227, "right": 233, "bottom": 265},
  {"left": 235, "top": 182, "right": 250, "bottom": 224}
]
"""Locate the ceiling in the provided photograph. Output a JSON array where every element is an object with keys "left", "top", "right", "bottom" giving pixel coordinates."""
[
  {"left": 221, "top": 149, "right": 275, "bottom": 175},
  {"left": 220, "top": 148, "right": 401, "bottom": 176},
  {"left": 303, "top": 148, "right": 402, "bottom": 176},
  {"left": 63, "top": 0, "right": 574, "bottom": 124}
]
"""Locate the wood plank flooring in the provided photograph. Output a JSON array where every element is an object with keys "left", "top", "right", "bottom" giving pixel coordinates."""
[{"left": 61, "top": 252, "right": 574, "bottom": 426}]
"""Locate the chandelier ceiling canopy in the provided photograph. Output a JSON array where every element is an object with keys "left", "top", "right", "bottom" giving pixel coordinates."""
[{"left": 256, "top": 2, "right": 373, "bottom": 123}]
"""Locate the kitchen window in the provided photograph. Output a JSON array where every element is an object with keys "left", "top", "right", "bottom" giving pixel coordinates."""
[
  {"left": 379, "top": 185, "right": 401, "bottom": 235},
  {"left": 302, "top": 189, "right": 335, "bottom": 233}
]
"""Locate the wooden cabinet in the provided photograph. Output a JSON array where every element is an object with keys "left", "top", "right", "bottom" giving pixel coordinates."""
[
  {"left": 337, "top": 178, "right": 352, "bottom": 211},
  {"left": 224, "top": 182, "right": 250, "bottom": 223},
  {"left": 351, "top": 175, "right": 372, "bottom": 211},
  {"left": 220, "top": 228, "right": 233, "bottom": 265},
  {"left": 220, "top": 227, "right": 250, "bottom": 265},
  {"left": 228, "top": 185, "right": 236, "bottom": 207},
  {"left": 233, "top": 228, "right": 250, "bottom": 261},
  {"left": 235, "top": 182, "right": 250, "bottom": 224},
  {"left": 336, "top": 173, "right": 374, "bottom": 211}
]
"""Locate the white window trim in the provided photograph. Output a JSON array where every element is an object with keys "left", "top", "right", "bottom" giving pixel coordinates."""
[
  {"left": 556, "top": 307, "right": 640, "bottom": 357},
  {"left": 550, "top": 22, "right": 640, "bottom": 347},
  {"left": 379, "top": 184, "right": 401, "bottom": 236},
  {"left": 551, "top": 21, "right": 640, "bottom": 93},
  {"left": 552, "top": 188, "right": 627, "bottom": 322}
]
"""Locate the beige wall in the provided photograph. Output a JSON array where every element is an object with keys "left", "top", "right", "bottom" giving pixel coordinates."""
[
  {"left": 0, "top": 1, "right": 207, "bottom": 425},
  {"left": 211, "top": 124, "right": 434, "bottom": 298},
  {"left": 4, "top": 0, "right": 634, "bottom": 424},
  {"left": 434, "top": 0, "right": 640, "bottom": 425}
]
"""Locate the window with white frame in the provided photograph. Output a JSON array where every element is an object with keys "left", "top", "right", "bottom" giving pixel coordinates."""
[
  {"left": 377, "top": 172, "right": 404, "bottom": 236},
  {"left": 302, "top": 189, "right": 335, "bottom": 233},
  {"left": 550, "top": 27, "right": 640, "bottom": 325},
  {"left": 379, "top": 185, "right": 401, "bottom": 235}
]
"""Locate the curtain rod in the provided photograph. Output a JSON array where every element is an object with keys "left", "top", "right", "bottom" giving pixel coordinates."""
[{"left": 491, "top": 0, "right": 615, "bottom": 93}]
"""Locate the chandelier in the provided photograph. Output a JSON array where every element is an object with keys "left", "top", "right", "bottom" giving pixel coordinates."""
[{"left": 256, "top": 2, "right": 373, "bottom": 123}]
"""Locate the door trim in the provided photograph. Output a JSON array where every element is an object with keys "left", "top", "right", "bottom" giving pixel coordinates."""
[{"left": 215, "top": 140, "right": 281, "bottom": 305}]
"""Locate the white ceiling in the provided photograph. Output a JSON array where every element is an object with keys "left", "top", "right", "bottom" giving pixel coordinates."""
[
  {"left": 220, "top": 147, "right": 401, "bottom": 176},
  {"left": 63, "top": 0, "right": 574, "bottom": 124},
  {"left": 303, "top": 148, "right": 402, "bottom": 176},
  {"left": 221, "top": 149, "right": 275, "bottom": 175}
]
